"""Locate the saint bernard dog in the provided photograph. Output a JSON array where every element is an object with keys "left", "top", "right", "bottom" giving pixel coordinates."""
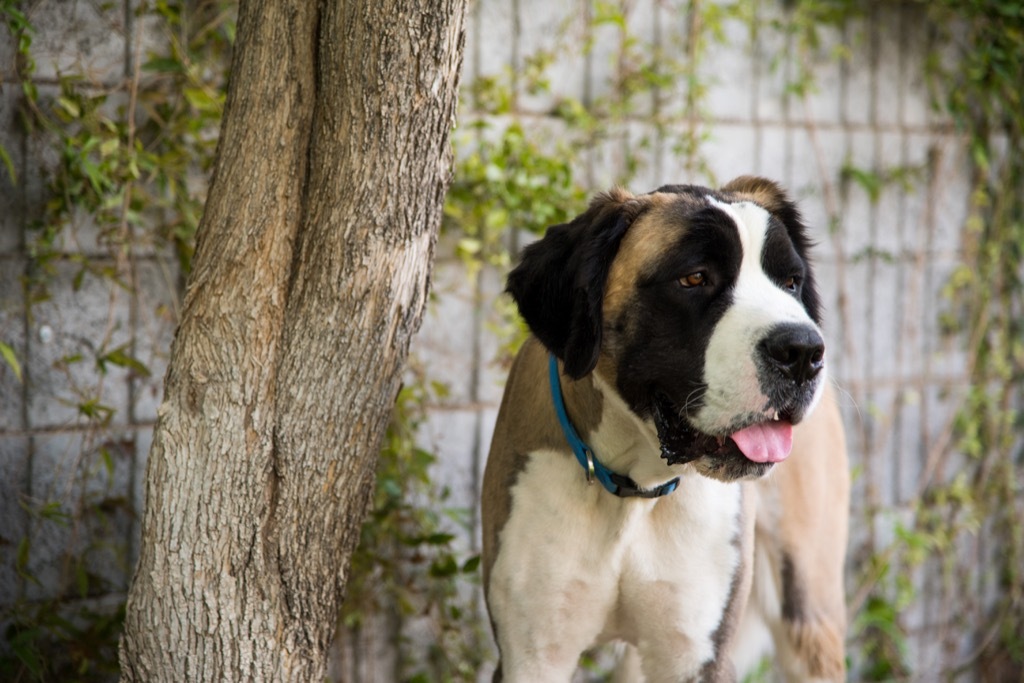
[{"left": 481, "top": 176, "right": 849, "bottom": 682}]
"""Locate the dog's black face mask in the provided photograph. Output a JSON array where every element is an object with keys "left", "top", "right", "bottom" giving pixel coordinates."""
[{"left": 507, "top": 177, "right": 825, "bottom": 481}]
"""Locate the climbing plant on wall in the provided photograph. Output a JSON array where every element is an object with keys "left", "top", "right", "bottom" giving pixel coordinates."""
[
  {"left": 0, "top": 0, "right": 234, "bottom": 678},
  {"left": 920, "top": 1, "right": 1023, "bottom": 677},
  {"left": 780, "top": 0, "right": 1024, "bottom": 679}
]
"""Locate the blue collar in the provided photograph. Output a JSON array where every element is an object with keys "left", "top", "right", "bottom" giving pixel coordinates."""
[{"left": 548, "top": 355, "right": 679, "bottom": 499}]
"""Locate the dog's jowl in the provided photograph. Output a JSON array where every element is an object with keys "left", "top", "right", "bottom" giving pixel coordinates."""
[{"left": 481, "top": 176, "right": 849, "bottom": 682}]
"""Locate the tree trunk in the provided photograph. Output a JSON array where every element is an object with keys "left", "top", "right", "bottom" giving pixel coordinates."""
[{"left": 119, "top": 0, "right": 466, "bottom": 680}]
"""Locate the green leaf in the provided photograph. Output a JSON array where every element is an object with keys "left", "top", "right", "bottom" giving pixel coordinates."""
[
  {"left": 11, "top": 634, "right": 43, "bottom": 678},
  {"left": 841, "top": 164, "right": 883, "bottom": 204},
  {"left": 183, "top": 86, "right": 223, "bottom": 113},
  {"left": 37, "top": 501, "right": 70, "bottom": 526},
  {"left": 75, "top": 561, "right": 89, "bottom": 598},
  {"left": 456, "top": 237, "right": 482, "bottom": 256},
  {"left": 424, "top": 532, "right": 455, "bottom": 546},
  {"left": 0, "top": 340, "right": 22, "bottom": 382},
  {"left": 99, "top": 446, "right": 115, "bottom": 478},
  {"left": 56, "top": 95, "right": 81, "bottom": 118},
  {"left": 16, "top": 536, "right": 31, "bottom": 574},
  {"left": 141, "top": 56, "right": 185, "bottom": 73},
  {"left": 429, "top": 555, "right": 458, "bottom": 578},
  {"left": 77, "top": 398, "right": 115, "bottom": 423},
  {"left": 60, "top": 353, "right": 84, "bottom": 366},
  {"left": 99, "top": 137, "right": 119, "bottom": 158},
  {"left": 100, "top": 345, "right": 152, "bottom": 377},
  {"left": 0, "top": 142, "right": 17, "bottom": 183}
]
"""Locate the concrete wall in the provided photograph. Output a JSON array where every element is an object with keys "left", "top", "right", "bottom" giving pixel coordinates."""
[
  {"left": 0, "top": 0, "right": 175, "bottom": 638},
  {"left": 0, "top": 0, "right": 984, "bottom": 680}
]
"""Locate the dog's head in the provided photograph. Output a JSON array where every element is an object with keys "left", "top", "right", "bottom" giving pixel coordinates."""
[{"left": 507, "top": 176, "right": 826, "bottom": 481}]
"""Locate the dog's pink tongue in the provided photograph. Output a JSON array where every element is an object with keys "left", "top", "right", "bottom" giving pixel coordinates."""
[{"left": 730, "top": 422, "right": 794, "bottom": 463}]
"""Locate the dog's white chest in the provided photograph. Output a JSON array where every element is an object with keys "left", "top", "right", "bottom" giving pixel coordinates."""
[{"left": 488, "top": 450, "right": 745, "bottom": 679}]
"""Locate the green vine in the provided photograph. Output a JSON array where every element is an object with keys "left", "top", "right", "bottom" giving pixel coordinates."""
[
  {"left": 1, "top": 0, "right": 234, "bottom": 678},
  {"left": 339, "top": 371, "right": 487, "bottom": 681},
  {"left": 0, "top": 0, "right": 31, "bottom": 183},
  {"left": 928, "top": 0, "right": 1024, "bottom": 675},
  {"left": 445, "top": 121, "right": 585, "bottom": 272},
  {"left": 781, "top": 0, "right": 1024, "bottom": 678}
]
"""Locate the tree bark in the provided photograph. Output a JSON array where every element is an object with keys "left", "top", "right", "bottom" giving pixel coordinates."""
[{"left": 119, "top": 0, "right": 466, "bottom": 680}]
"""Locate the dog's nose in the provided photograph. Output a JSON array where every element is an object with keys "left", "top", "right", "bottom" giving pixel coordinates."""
[{"left": 760, "top": 323, "right": 825, "bottom": 385}]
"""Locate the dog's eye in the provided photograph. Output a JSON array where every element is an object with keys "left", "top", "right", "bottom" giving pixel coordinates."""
[
  {"left": 679, "top": 272, "right": 708, "bottom": 288},
  {"left": 783, "top": 275, "right": 801, "bottom": 292}
]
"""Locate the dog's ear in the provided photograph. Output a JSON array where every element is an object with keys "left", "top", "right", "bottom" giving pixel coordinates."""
[
  {"left": 507, "top": 189, "right": 645, "bottom": 379},
  {"left": 720, "top": 175, "right": 795, "bottom": 217},
  {"left": 721, "top": 175, "right": 822, "bottom": 325}
]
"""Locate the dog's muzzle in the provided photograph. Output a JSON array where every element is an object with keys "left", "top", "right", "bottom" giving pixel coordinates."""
[{"left": 654, "top": 322, "right": 825, "bottom": 471}]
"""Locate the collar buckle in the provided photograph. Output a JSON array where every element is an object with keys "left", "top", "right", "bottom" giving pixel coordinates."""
[{"left": 584, "top": 448, "right": 596, "bottom": 484}]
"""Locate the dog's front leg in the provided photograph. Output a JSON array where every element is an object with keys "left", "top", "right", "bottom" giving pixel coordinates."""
[
  {"left": 487, "top": 491, "right": 620, "bottom": 683},
  {"left": 488, "top": 567, "right": 611, "bottom": 682}
]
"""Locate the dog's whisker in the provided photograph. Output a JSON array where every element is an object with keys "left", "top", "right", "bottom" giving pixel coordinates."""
[
  {"left": 679, "top": 385, "right": 706, "bottom": 420},
  {"left": 829, "top": 375, "right": 862, "bottom": 420}
]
